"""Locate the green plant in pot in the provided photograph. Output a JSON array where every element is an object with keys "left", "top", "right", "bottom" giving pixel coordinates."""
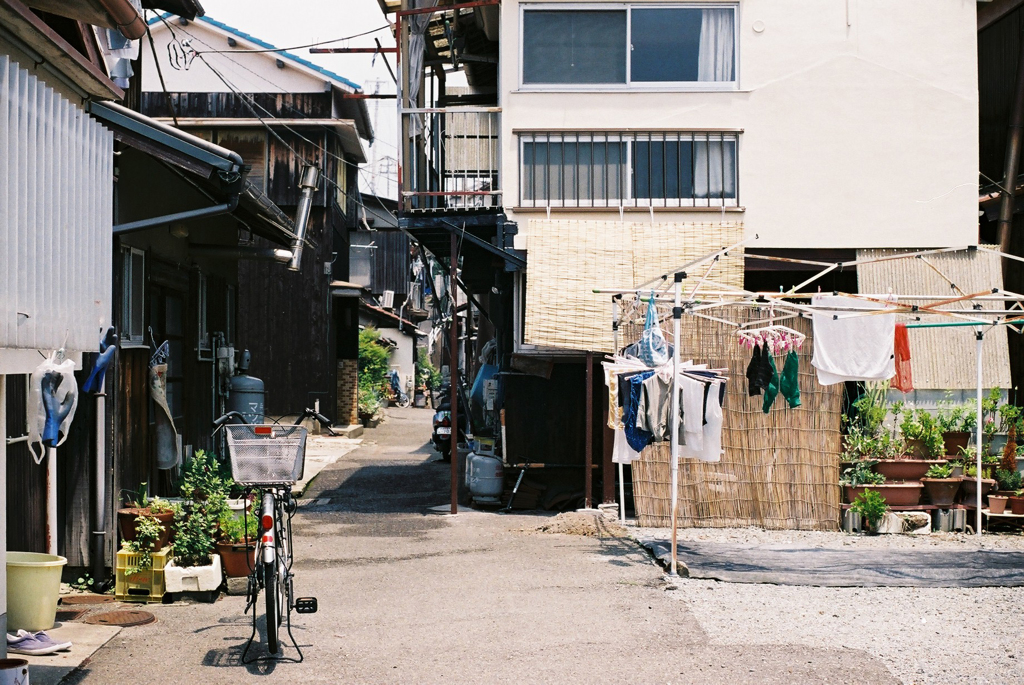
[
  {"left": 850, "top": 490, "right": 890, "bottom": 533},
  {"left": 117, "top": 482, "right": 174, "bottom": 551},
  {"left": 937, "top": 403, "right": 974, "bottom": 456},
  {"left": 900, "top": 409, "right": 944, "bottom": 458},
  {"left": 168, "top": 449, "right": 231, "bottom": 590},
  {"left": 121, "top": 512, "right": 167, "bottom": 577},
  {"left": 216, "top": 510, "right": 258, "bottom": 578},
  {"left": 921, "top": 462, "right": 961, "bottom": 508}
]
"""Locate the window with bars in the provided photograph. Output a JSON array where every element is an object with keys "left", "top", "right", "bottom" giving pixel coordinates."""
[{"left": 519, "top": 132, "right": 738, "bottom": 207}]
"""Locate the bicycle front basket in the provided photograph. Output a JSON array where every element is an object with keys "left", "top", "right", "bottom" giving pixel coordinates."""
[{"left": 225, "top": 424, "right": 307, "bottom": 485}]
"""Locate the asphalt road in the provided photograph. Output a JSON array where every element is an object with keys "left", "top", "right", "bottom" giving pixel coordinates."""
[{"left": 66, "top": 408, "right": 894, "bottom": 683}]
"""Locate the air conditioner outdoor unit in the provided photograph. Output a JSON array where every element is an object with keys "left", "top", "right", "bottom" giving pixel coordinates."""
[{"left": 382, "top": 290, "right": 395, "bottom": 309}]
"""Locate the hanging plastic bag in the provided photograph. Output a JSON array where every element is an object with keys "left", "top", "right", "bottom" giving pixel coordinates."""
[
  {"left": 637, "top": 291, "right": 670, "bottom": 367},
  {"left": 28, "top": 351, "right": 79, "bottom": 464}
]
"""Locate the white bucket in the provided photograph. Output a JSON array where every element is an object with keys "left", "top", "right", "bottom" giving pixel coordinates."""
[
  {"left": 0, "top": 659, "right": 29, "bottom": 685},
  {"left": 6, "top": 552, "right": 67, "bottom": 631}
]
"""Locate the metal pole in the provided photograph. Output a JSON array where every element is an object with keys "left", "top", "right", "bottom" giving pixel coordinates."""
[
  {"left": 91, "top": 391, "right": 107, "bottom": 582},
  {"left": 998, "top": 31, "right": 1024, "bottom": 255},
  {"left": 669, "top": 273, "right": 683, "bottom": 577},
  {"left": 47, "top": 446, "right": 57, "bottom": 556},
  {"left": 613, "top": 296, "right": 626, "bottom": 523},
  {"left": 584, "top": 350, "right": 593, "bottom": 509},
  {"left": 976, "top": 330, "right": 984, "bottom": 536},
  {"left": 450, "top": 231, "right": 459, "bottom": 515}
]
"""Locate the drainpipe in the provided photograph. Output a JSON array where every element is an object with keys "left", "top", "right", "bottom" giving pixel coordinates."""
[
  {"left": 189, "top": 246, "right": 293, "bottom": 262},
  {"left": 96, "top": 0, "right": 146, "bottom": 39},
  {"left": 997, "top": 33, "right": 1024, "bottom": 256},
  {"left": 113, "top": 195, "right": 239, "bottom": 234},
  {"left": 289, "top": 165, "right": 320, "bottom": 271}
]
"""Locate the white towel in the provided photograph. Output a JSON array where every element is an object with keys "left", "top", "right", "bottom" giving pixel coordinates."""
[{"left": 811, "top": 294, "right": 896, "bottom": 386}]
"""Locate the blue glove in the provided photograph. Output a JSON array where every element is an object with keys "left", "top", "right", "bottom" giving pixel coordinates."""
[
  {"left": 83, "top": 327, "right": 118, "bottom": 393},
  {"left": 41, "top": 371, "right": 74, "bottom": 447}
]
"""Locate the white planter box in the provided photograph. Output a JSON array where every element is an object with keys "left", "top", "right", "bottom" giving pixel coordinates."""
[{"left": 165, "top": 554, "right": 222, "bottom": 593}]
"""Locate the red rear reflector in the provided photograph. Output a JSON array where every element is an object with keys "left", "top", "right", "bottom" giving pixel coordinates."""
[
  {"left": 255, "top": 426, "right": 273, "bottom": 435},
  {"left": 262, "top": 534, "right": 273, "bottom": 544},
  {"left": 262, "top": 514, "right": 273, "bottom": 530}
]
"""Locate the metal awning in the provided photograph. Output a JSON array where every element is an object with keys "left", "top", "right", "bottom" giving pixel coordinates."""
[
  {"left": 330, "top": 280, "right": 368, "bottom": 298},
  {"left": 88, "top": 101, "right": 296, "bottom": 246}
]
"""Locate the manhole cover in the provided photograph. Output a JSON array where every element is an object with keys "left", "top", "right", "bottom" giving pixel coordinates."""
[
  {"left": 55, "top": 608, "right": 89, "bottom": 622},
  {"left": 84, "top": 610, "right": 156, "bottom": 627},
  {"left": 61, "top": 595, "right": 114, "bottom": 605}
]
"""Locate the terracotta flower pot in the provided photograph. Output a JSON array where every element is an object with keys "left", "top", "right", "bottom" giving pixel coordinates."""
[
  {"left": 117, "top": 508, "right": 174, "bottom": 551},
  {"left": 921, "top": 477, "right": 961, "bottom": 508},
  {"left": 1010, "top": 496, "right": 1024, "bottom": 515},
  {"left": 905, "top": 439, "right": 929, "bottom": 459},
  {"left": 942, "top": 431, "right": 971, "bottom": 457},
  {"left": 216, "top": 541, "right": 257, "bottom": 578},
  {"left": 989, "top": 496, "right": 1009, "bottom": 514},
  {"left": 845, "top": 483, "right": 923, "bottom": 507},
  {"left": 875, "top": 459, "right": 946, "bottom": 482},
  {"left": 960, "top": 478, "right": 997, "bottom": 504}
]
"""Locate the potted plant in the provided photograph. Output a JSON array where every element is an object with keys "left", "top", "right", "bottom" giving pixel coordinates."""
[
  {"left": 165, "top": 450, "right": 229, "bottom": 597},
  {"left": 850, "top": 490, "right": 890, "bottom": 534},
  {"left": 358, "top": 387, "right": 382, "bottom": 427},
  {"left": 962, "top": 460, "right": 997, "bottom": 504},
  {"left": 117, "top": 483, "right": 174, "bottom": 551},
  {"left": 1009, "top": 489, "right": 1024, "bottom": 515},
  {"left": 841, "top": 460, "right": 922, "bottom": 506},
  {"left": 920, "top": 462, "right": 961, "bottom": 507},
  {"left": 989, "top": 494, "right": 1009, "bottom": 514},
  {"left": 216, "top": 510, "right": 258, "bottom": 578},
  {"left": 874, "top": 408, "right": 946, "bottom": 480},
  {"left": 994, "top": 468, "right": 1021, "bottom": 499},
  {"left": 900, "top": 408, "right": 944, "bottom": 459},
  {"left": 937, "top": 404, "right": 974, "bottom": 456},
  {"left": 120, "top": 510, "right": 169, "bottom": 577}
]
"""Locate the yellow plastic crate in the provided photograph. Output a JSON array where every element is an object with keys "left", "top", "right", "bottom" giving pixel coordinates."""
[{"left": 115, "top": 547, "right": 171, "bottom": 603}]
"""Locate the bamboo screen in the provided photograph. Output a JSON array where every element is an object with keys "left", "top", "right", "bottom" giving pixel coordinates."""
[
  {"left": 523, "top": 220, "right": 745, "bottom": 352},
  {"left": 623, "top": 303, "right": 843, "bottom": 530}
]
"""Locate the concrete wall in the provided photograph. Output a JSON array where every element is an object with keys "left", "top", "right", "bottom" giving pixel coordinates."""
[
  {"left": 501, "top": 0, "right": 979, "bottom": 249},
  {"left": 381, "top": 327, "right": 416, "bottom": 394},
  {"left": 143, "top": 18, "right": 341, "bottom": 94}
]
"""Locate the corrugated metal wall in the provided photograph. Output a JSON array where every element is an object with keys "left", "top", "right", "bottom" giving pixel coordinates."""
[{"left": 0, "top": 55, "right": 113, "bottom": 353}]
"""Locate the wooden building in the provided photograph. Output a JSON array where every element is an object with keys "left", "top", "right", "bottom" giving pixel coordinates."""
[{"left": 141, "top": 14, "right": 372, "bottom": 427}]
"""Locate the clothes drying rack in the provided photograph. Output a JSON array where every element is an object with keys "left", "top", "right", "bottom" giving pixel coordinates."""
[{"left": 595, "top": 238, "right": 1024, "bottom": 576}]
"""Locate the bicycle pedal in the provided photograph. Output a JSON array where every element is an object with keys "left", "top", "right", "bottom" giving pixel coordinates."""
[{"left": 294, "top": 597, "right": 318, "bottom": 614}]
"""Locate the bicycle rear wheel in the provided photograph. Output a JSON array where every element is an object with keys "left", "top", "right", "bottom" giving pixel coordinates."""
[{"left": 265, "top": 561, "right": 279, "bottom": 654}]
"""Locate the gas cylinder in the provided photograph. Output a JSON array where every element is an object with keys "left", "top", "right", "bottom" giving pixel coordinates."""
[
  {"left": 467, "top": 448, "right": 504, "bottom": 503},
  {"left": 227, "top": 350, "right": 265, "bottom": 424}
]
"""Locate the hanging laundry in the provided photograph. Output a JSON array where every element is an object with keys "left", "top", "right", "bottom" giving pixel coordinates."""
[
  {"left": 745, "top": 343, "right": 764, "bottom": 396},
  {"left": 678, "top": 375, "right": 707, "bottom": 458},
  {"left": 780, "top": 350, "right": 802, "bottom": 408},
  {"left": 637, "top": 374, "right": 672, "bottom": 442},
  {"left": 623, "top": 371, "right": 655, "bottom": 452},
  {"left": 700, "top": 382, "right": 724, "bottom": 462},
  {"left": 892, "top": 323, "right": 913, "bottom": 393},
  {"left": 612, "top": 427, "right": 641, "bottom": 464},
  {"left": 810, "top": 294, "right": 896, "bottom": 385},
  {"left": 762, "top": 353, "right": 780, "bottom": 413}
]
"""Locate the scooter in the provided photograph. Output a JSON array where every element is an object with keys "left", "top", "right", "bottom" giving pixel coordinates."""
[
  {"left": 431, "top": 384, "right": 467, "bottom": 462},
  {"left": 389, "top": 370, "right": 411, "bottom": 408}
]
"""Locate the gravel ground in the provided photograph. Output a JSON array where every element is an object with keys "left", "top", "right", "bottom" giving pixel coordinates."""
[
  {"left": 634, "top": 524, "right": 1024, "bottom": 684},
  {"left": 635, "top": 525, "right": 1024, "bottom": 550},
  {"left": 668, "top": 579, "right": 1024, "bottom": 685}
]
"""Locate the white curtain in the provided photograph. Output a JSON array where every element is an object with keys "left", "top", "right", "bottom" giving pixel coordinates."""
[
  {"left": 694, "top": 138, "right": 737, "bottom": 201},
  {"left": 406, "top": 0, "right": 439, "bottom": 137},
  {"left": 697, "top": 8, "right": 734, "bottom": 82}
]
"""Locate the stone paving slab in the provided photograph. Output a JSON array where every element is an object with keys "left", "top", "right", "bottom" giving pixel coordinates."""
[
  {"left": 20, "top": 622, "right": 121, "bottom": 685},
  {"left": 638, "top": 535, "right": 1024, "bottom": 587}
]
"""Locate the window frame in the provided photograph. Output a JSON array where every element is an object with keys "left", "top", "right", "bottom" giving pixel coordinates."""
[
  {"left": 518, "top": 131, "right": 740, "bottom": 208},
  {"left": 120, "top": 245, "right": 146, "bottom": 348},
  {"left": 518, "top": 2, "right": 740, "bottom": 92}
]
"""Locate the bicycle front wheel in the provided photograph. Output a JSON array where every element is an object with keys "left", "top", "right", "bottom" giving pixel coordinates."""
[{"left": 265, "top": 561, "right": 279, "bottom": 654}]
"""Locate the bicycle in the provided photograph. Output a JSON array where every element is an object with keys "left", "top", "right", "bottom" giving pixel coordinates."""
[{"left": 212, "top": 407, "right": 332, "bottom": 662}]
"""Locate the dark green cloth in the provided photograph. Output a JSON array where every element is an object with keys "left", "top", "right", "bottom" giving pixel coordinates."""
[
  {"left": 781, "top": 351, "right": 801, "bottom": 408},
  {"left": 762, "top": 353, "right": 779, "bottom": 414}
]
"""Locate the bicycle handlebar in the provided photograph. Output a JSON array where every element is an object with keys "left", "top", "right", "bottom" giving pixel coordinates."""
[
  {"left": 213, "top": 410, "right": 246, "bottom": 428},
  {"left": 211, "top": 408, "right": 334, "bottom": 431}
]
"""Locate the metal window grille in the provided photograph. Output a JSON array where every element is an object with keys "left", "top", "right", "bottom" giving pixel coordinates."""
[{"left": 518, "top": 131, "right": 739, "bottom": 208}]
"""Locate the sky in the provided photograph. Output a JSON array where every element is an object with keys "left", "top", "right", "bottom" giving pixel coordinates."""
[{"left": 188, "top": 0, "right": 399, "bottom": 198}]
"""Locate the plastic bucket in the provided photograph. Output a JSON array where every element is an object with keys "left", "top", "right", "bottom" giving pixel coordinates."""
[
  {"left": 6, "top": 552, "right": 67, "bottom": 631},
  {"left": 0, "top": 659, "right": 29, "bottom": 685}
]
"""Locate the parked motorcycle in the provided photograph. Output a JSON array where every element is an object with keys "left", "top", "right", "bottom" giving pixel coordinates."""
[{"left": 431, "top": 384, "right": 468, "bottom": 461}]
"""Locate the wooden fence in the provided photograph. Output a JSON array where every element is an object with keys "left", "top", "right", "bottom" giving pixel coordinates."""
[{"left": 623, "top": 303, "right": 843, "bottom": 530}]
